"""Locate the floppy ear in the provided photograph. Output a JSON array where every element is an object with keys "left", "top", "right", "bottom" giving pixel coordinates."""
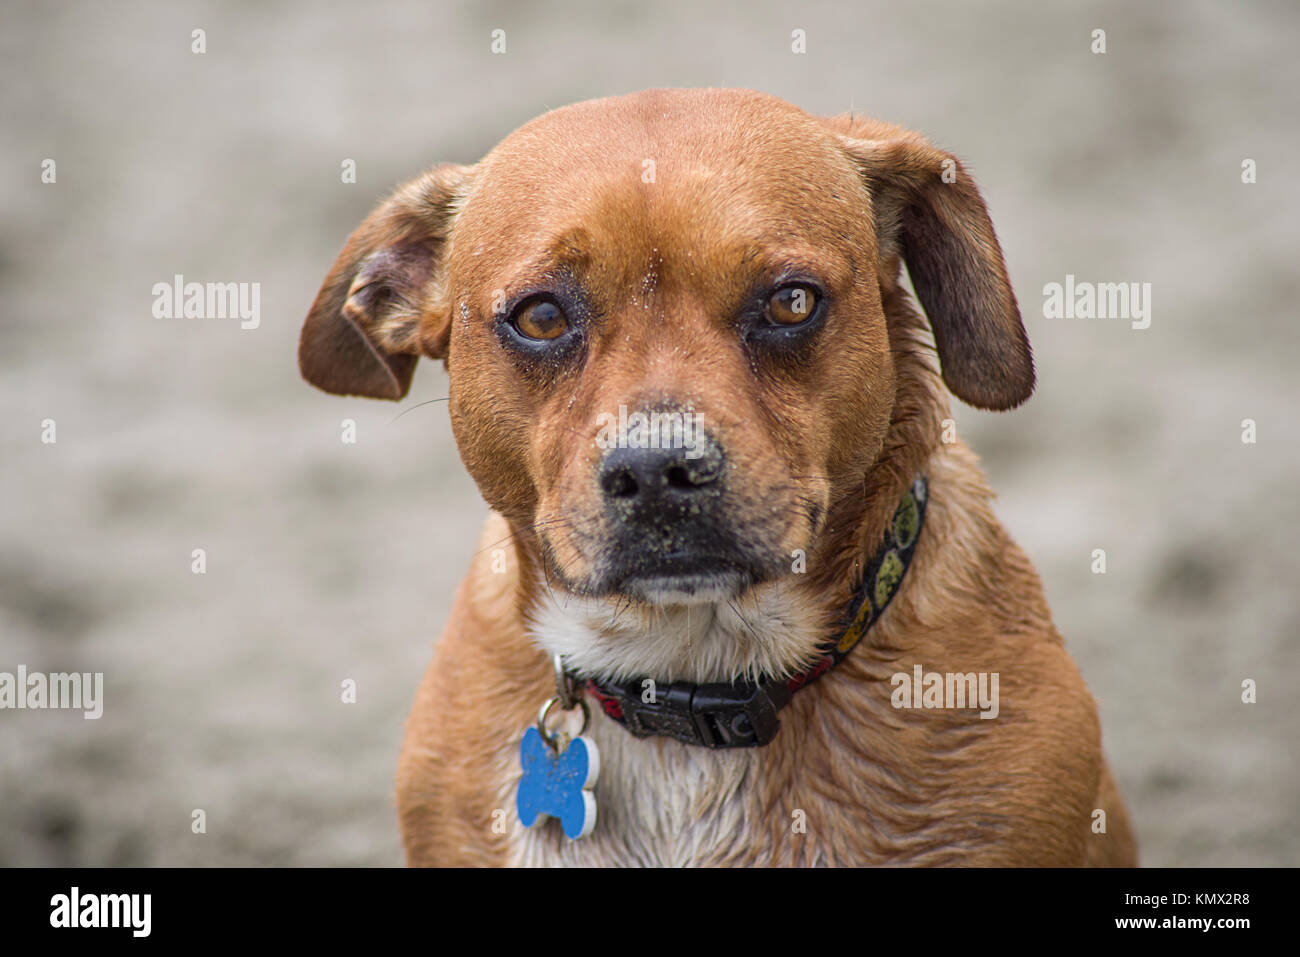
[
  {"left": 299, "top": 164, "right": 471, "bottom": 400},
  {"left": 828, "top": 117, "right": 1034, "bottom": 411}
]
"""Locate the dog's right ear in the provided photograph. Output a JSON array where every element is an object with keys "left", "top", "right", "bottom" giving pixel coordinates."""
[{"left": 299, "top": 164, "right": 471, "bottom": 400}]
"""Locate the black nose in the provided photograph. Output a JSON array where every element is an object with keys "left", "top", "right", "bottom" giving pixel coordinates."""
[{"left": 598, "top": 441, "right": 723, "bottom": 512}]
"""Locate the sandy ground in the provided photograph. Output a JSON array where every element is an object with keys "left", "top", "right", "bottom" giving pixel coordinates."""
[{"left": 1, "top": 0, "right": 1296, "bottom": 866}]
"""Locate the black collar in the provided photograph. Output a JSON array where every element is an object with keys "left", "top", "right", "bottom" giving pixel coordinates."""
[{"left": 574, "top": 475, "right": 928, "bottom": 749}]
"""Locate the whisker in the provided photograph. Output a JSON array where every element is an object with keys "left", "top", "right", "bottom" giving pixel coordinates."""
[
  {"left": 726, "top": 597, "right": 762, "bottom": 647},
  {"left": 388, "top": 397, "right": 449, "bottom": 425},
  {"left": 475, "top": 517, "right": 576, "bottom": 556}
]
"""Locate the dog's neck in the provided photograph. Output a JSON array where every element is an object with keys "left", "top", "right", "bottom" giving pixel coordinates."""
[
  {"left": 808, "top": 281, "right": 948, "bottom": 612},
  {"left": 519, "top": 284, "right": 947, "bottom": 687}
]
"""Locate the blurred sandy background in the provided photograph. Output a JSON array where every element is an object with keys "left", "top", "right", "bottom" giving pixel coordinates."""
[{"left": 1, "top": 0, "right": 1296, "bottom": 866}]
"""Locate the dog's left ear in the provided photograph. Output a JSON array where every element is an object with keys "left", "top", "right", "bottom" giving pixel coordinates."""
[
  {"left": 299, "top": 163, "right": 471, "bottom": 400},
  {"left": 828, "top": 117, "right": 1034, "bottom": 411}
]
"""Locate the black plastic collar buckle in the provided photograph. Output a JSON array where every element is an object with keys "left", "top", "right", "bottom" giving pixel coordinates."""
[{"left": 596, "top": 677, "right": 793, "bottom": 748}]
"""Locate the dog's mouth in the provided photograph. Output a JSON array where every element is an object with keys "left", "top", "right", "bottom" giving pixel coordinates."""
[
  {"left": 613, "top": 551, "right": 761, "bottom": 605},
  {"left": 543, "top": 528, "right": 784, "bottom": 606}
]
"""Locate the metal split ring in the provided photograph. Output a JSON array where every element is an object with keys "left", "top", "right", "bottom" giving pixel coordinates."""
[{"left": 536, "top": 694, "right": 591, "bottom": 750}]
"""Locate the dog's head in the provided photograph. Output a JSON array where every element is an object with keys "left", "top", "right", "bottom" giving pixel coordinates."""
[{"left": 301, "top": 89, "right": 1030, "bottom": 677}]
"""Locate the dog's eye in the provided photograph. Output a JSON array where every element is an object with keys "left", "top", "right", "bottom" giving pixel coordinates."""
[
  {"left": 513, "top": 299, "right": 569, "bottom": 340},
  {"left": 766, "top": 284, "right": 820, "bottom": 325}
]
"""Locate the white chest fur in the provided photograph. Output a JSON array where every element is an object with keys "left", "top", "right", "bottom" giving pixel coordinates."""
[
  {"left": 510, "top": 713, "right": 767, "bottom": 867},
  {"left": 509, "top": 581, "right": 824, "bottom": 865}
]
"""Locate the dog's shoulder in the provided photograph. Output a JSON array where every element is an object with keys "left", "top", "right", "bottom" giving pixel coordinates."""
[{"left": 396, "top": 512, "right": 549, "bottom": 866}]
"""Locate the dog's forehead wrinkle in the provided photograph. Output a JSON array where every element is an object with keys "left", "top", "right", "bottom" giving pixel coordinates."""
[
  {"left": 475, "top": 175, "right": 851, "bottom": 276},
  {"left": 468, "top": 179, "right": 858, "bottom": 308}
]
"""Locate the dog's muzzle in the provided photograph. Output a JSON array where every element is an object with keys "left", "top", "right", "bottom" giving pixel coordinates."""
[{"left": 594, "top": 430, "right": 761, "bottom": 597}]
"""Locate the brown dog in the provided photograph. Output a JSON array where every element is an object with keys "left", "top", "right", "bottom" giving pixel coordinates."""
[{"left": 299, "top": 88, "right": 1136, "bottom": 866}]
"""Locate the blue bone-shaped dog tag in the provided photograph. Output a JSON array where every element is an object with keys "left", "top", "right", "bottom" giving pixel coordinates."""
[{"left": 516, "top": 726, "right": 599, "bottom": 839}]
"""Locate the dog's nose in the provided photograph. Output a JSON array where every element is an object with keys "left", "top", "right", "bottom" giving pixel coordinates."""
[{"left": 599, "top": 442, "right": 723, "bottom": 510}]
